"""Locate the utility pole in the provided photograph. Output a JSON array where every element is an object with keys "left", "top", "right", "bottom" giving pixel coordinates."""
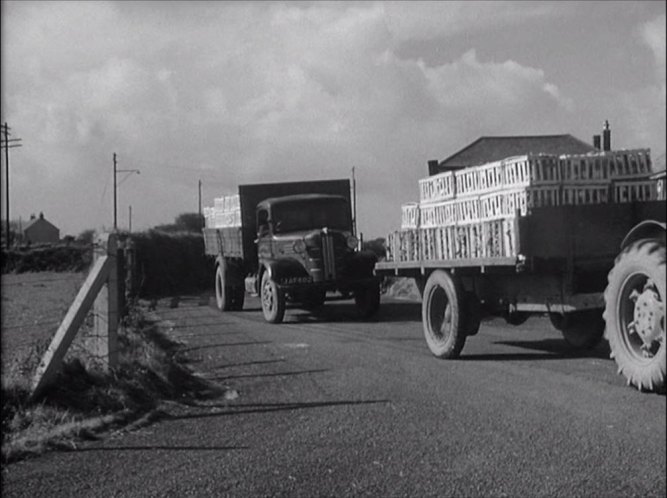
[
  {"left": 113, "top": 153, "right": 117, "bottom": 230},
  {"left": 1, "top": 123, "right": 22, "bottom": 246},
  {"left": 351, "top": 166, "right": 357, "bottom": 238},
  {"left": 113, "top": 153, "right": 140, "bottom": 231},
  {"left": 198, "top": 179, "right": 202, "bottom": 227},
  {"left": 128, "top": 205, "right": 132, "bottom": 232}
]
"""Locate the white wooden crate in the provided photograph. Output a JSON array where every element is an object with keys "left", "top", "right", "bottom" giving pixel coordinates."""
[
  {"left": 401, "top": 203, "right": 420, "bottom": 229},
  {"left": 476, "top": 161, "right": 505, "bottom": 193},
  {"left": 419, "top": 200, "right": 457, "bottom": 228},
  {"left": 613, "top": 180, "right": 659, "bottom": 203},
  {"left": 562, "top": 184, "right": 610, "bottom": 205},
  {"left": 657, "top": 178, "right": 666, "bottom": 201},
  {"left": 479, "top": 186, "right": 560, "bottom": 220},
  {"left": 559, "top": 153, "right": 610, "bottom": 183},
  {"left": 419, "top": 171, "right": 455, "bottom": 203},
  {"left": 607, "top": 149, "right": 652, "bottom": 179},
  {"left": 504, "top": 154, "right": 560, "bottom": 188},
  {"left": 454, "top": 168, "right": 480, "bottom": 197}
]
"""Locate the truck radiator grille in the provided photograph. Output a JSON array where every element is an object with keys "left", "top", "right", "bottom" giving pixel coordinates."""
[{"left": 322, "top": 233, "right": 337, "bottom": 280}]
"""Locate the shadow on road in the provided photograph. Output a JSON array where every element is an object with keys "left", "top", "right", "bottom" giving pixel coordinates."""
[
  {"left": 61, "top": 445, "right": 249, "bottom": 453},
  {"left": 176, "top": 341, "right": 272, "bottom": 355},
  {"left": 210, "top": 368, "right": 329, "bottom": 381},
  {"left": 463, "top": 338, "right": 612, "bottom": 361},
  {"left": 164, "top": 399, "right": 392, "bottom": 421}
]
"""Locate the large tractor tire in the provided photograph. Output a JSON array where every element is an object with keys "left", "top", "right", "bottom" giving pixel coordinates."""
[
  {"left": 421, "top": 270, "right": 467, "bottom": 359},
  {"left": 354, "top": 283, "right": 381, "bottom": 319},
  {"left": 215, "top": 260, "right": 245, "bottom": 312},
  {"left": 603, "top": 239, "right": 665, "bottom": 392},
  {"left": 549, "top": 311, "right": 605, "bottom": 350},
  {"left": 261, "top": 271, "right": 285, "bottom": 324}
]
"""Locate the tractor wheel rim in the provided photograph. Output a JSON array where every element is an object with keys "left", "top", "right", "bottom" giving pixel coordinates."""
[{"left": 620, "top": 273, "right": 665, "bottom": 361}]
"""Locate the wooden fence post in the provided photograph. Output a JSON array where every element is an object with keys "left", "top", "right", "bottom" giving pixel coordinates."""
[
  {"left": 91, "top": 233, "right": 119, "bottom": 371},
  {"left": 30, "top": 232, "right": 129, "bottom": 399}
]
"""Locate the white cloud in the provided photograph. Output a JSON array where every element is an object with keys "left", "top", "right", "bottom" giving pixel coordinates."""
[
  {"left": 382, "top": 1, "right": 560, "bottom": 42},
  {"left": 2, "top": 1, "right": 660, "bottom": 238},
  {"left": 640, "top": 14, "right": 666, "bottom": 78}
]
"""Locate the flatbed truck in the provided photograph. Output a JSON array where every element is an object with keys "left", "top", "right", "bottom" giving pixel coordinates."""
[{"left": 376, "top": 190, "right": 665, "bottom": 392}]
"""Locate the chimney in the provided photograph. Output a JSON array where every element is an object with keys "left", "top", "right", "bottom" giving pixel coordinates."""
[
  {"left": 427, "top": 160, "right": 440, "bottom": 176},
  {"left": 30, "top": 214, "right": 36, "bottom": 220},
  {"left": 602, "top": 120, "right": 611, "bottom": 151},
  {"left": 593, "top": 135, "right": 601, "bottom": 150}
]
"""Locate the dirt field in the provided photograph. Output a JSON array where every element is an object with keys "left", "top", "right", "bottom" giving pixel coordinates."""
[{"left": 1, "top": 272, "right": 86, "bottom": 384}]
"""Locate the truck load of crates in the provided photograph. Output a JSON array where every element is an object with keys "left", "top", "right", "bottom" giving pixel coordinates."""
[
  {"left": 203, "top": 194, "right": 241, "bottom": 228},
  {"left": 387, "top": 149, "right": 660, "bottom": 263}
]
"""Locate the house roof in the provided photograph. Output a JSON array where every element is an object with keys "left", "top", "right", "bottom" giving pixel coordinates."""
[
  {"left": 23, "top": 216, "right": 59, "bottom": 232},
  {"left": 436, "top": 134, "right": 598, "bottom": 171}
]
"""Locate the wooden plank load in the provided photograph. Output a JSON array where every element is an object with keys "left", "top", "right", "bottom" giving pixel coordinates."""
[{"left": 386, "top": 148, "right": 660, "bottom": 263}]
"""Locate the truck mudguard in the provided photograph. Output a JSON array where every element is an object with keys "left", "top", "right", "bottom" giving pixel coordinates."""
[
  {"left": 262, "top": 257, "right": 311, "bottom": 286},
  {"left": 620, "top": 220, "right": 666, "bottom": 250}
]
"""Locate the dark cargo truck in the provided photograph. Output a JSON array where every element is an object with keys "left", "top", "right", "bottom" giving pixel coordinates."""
[{"left": 203, "top": 179, "right": 380, "bottom": 323}]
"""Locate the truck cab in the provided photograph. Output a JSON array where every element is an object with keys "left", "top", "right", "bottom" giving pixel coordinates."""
[{"left": 255, "top": 194, "right": 380, "bottom": 323}]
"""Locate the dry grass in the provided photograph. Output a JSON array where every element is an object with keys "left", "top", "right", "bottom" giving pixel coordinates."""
[{"left": 1, "top": 306, "right": 220, "bottom": 464}]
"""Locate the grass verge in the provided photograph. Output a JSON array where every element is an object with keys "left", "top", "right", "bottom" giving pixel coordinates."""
[{"left": 1, "top": 303, "right": 221, "bottom": 464}]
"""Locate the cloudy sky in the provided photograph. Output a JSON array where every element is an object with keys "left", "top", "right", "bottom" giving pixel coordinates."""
[{"left": 1, "top": 1, "right": 665, "bottom": 239}]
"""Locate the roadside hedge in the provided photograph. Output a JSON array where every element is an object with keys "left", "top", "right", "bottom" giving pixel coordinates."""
[
  {"left": 1, "top": 244, "right": 93, "bottom": 274},
  {"left": 128, "top": 230, "right": 214, "bottom": 298}
]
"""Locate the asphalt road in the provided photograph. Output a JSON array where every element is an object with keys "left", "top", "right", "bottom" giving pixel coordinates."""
[{"left": 3, "top": 295, "right": 666, "bottom": 497}]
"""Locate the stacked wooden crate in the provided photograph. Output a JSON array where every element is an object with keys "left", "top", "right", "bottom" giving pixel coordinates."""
[
  {"left": 387, "top": 149, "right": 659, "bottom": 263},
  {"left": 203, "top": 194, "right": 241, "bottom": 228}
]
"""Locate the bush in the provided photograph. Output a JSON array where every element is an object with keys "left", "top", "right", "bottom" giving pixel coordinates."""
[
  {"left": 1, "top": 244, "right": 93, "bottom": 274},
  {"left": 128, "top": 230, "right": 214, "bottom": 298}
]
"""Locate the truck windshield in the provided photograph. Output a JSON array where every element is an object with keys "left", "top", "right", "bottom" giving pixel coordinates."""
[{"left": 273, "top": 198, "right": 350, "bottom": 233}]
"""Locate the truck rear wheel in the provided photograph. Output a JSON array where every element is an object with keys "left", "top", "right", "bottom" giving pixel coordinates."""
[
  {"left": 354, "top": 284, "right": 380, "bottom": 319},
  {"left": 261, "top": 272, "right": 285, "bottom": 324},
  {"left": 550, "top": 311, "right": 604, "bottom": 350},
  {"left": 422, "top": 270, "right": 467, "bottom": 358},
  {"left": 215, "top": 263, "right": 234, "bottom": 311},
  {"left": 603, "top": 239, "right": 666, "bottom": 392},
  {"left": 216, "top": 261, "right": 244, "bottom": 311}
]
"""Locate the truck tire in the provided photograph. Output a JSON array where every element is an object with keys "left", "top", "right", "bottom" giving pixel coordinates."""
[
  {"left": 215, "top": 263, "right": 234, "bottom": 311},
  {"left": 261, "top": 272, "right": 285, "bottom": 324},
  {"left": 354, "top": 284, "right": 380, "bottom": 319},
  {"left": 464, "top": 292, "right": 482, "bottom": 336},
  {"left": 230, "top": 284, "right": 245, "bottom": 311},
  {"left": 603, "top": 239, "right": 666, "bottom": 392},
  {"left": 503, "top": 311, "right": 530, "bottom": 326},
  {"left": 422, "top": 270, "right": 467, "bottom": 359},
  {"left": 550, "top": 311, "right": 604, "bottom": 350}
]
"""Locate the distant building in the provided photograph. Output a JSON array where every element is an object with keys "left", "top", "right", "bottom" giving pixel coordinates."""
[
  {"left": 23, "top": 212, "right": 60, "bottom": 244},
  {"left": 427, "top": 134, "right": 598, "bottom": 176}
]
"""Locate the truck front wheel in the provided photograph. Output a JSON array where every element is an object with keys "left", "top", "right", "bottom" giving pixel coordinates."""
[
  {"left": 261, "top": 272, "right": 285, "bottom": 324},
  {"left": 604, "top": 239, "right": 666, "bottom": 392},
  {"left": 422, "top": 270, "right": 467, "bottom": 359}
]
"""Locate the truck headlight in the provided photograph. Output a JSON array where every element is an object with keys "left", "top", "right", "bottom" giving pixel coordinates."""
[
  {"left": 346, "top": 235, "right": 358, "bottom": 250},
  {"left": 293, "top": 239, "right": 307, "bottom": 253}
]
